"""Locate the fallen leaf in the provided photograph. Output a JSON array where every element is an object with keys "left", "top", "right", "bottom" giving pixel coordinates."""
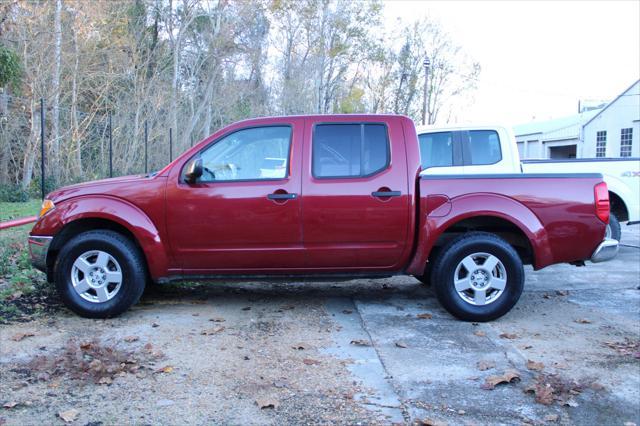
[
  {"left": 574, "top": 319, "right": 591, "bottom": 324},
  {"left": 97, "top": 377, "right": 112, "bottom": 385},
  {"left": 124, "top": 336, "right": 139, "bottom": 342},
  {"left": 350, "top": 339, "right": 371, "bottom": 346},
  {"left": 525, "top": 383, "right": 555, "bottom": 405},
  {"left": 477, "top": 360, "right": 495, "bottom": 371},
  {"left": 255, "top": 397, "right": 279, "bottom": 409},
  {"left": 2, "top": 402, "right": 18, "bottom": 409},
  {"left": 79, "top": 342, "right": 93, "bottom": 351},
  {"left": 499, "top": 333, "right": 518, "bottom": 340},
  {"left": 7, "top": 291, "right": 23, "bottom": 301},
  {"left": 156, "top": 365, "right": 173, "bottom": 374},
  {"left": 481, "top": 369, "right": 520, "bottom": 390},
  {"left": 209, "top": 317, "right": 225, "bottom": 323},
  {"left": 201, "top": 326, "right": 225, "bottom": 335},
  {"left": 58, "top": 409, "right": 79, "bottom": 423},
  {"left": 474, "top": 330, "right": 486, "bottom": 337},
  {"left": 418, "top": 418, "right": 447, "bottom": 426},
  {"left": 526, "top": 360, "right": 545, "bottom": 371},
  {"left": 302, "top": 358, "right": 320, "bottom": 365},
  {"left": 11, "top": 332, "right": 35, "bottom": 342},
  {"left": 395, "top": 341, "right": 408, "bottom": 348},
  {"left": 544, "top": 414, "right": 559, "bottom": 423},
  {"left": 417, "top": 313, "right": 432, "bottom": 319}
]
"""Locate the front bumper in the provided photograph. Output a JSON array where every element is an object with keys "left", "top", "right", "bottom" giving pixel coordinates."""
[
  {"left": 590, "top": 238, "right": 619, "bottom": 263},
  {"left": 28, "top": 236, "right": 53, "bottom": 272}
]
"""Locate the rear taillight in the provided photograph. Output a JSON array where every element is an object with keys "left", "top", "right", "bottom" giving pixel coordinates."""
[{"left": 594, "top": 182, "right": 610, "bottom": 224}]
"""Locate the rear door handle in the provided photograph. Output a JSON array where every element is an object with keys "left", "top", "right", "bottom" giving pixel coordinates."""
[
  {"left": 371, "top": 190, "right": 401, "bottom": 197},
  {"left": 267, "top": 193, "right": 297, "bottom": 200}
]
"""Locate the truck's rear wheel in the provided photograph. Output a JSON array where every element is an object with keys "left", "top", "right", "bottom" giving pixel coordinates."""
[
  {"left": 605, "top": 213, "right": 621, "bottom": 242},
  {"left": 431, "top": 232, "right": 524, "bottom": 322},
  {"left": 54, "top": 230, "right": 147, "bottom": 318}
]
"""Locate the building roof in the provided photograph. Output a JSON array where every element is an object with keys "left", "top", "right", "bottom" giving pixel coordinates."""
[
  {"left": 583, "top": 79, "right": 640, "bottom": 128},
  {"left": 513, "top": 109, "right": 602, "bottom": 138}
]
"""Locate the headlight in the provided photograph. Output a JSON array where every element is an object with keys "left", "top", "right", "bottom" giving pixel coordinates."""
[{"left": 39, "top": 199, "right": 55, "bottom": 218}]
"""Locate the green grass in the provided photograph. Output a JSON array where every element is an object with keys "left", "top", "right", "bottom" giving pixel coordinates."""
[
  {"left": 0, "top": 199, "right": 56, "bottom": 322},
  {"left": 0, "top": 199, "right": 42, "bottom": 221}
]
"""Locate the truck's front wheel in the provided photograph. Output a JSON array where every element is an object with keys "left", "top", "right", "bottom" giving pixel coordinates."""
[
  {"left": 431, "top": 232, "right": 524, "bottom": 322},
  {"left": 54, "top": 230, "right": 147, "bottom": 318}
]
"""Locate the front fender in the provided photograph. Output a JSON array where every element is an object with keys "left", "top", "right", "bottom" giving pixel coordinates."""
[
  {"left": 31, "top": 195, "right": 169, "bottom": 279},
  {"left": 407, "top": 193, "right": 553, "bottom": 275}
]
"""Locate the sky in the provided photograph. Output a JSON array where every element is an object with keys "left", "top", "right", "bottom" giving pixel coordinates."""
[{"left": 383, "top": 0, "right": 640, "bottom": 126}]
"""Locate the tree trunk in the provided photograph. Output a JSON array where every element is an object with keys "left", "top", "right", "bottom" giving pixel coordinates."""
[{"left": 51, "top": 0, "right": 62, "bottom": 184}]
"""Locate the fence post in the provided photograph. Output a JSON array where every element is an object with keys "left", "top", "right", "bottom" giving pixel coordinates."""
[
  {"left": 108, "top": 111, "right": 113, "bottom": 178},
  {"left": 40, "top": 98, "right": 45, "bottom": 200},
  {"left": 144, "top": 120, "right": 148, "bottom": 174},
  {"left": 169, "top": 127, "right": 173, "bottom": 162}
]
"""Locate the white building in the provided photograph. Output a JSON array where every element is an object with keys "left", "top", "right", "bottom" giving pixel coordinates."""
[
  {"left": 582, "top": 80, "right": 640, "bottom": 158},
  {"left": 514, "top": 80, "right": 640, "bottom": 159}
]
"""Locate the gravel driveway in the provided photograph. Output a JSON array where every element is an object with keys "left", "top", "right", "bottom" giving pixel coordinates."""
[{"left": 1, "top": 227, "right": 639, "bottom": 425}]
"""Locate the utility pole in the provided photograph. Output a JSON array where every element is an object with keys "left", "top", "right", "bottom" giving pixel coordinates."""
[{"left": 422, "top": 57, "right": 431, "bottom": 125}]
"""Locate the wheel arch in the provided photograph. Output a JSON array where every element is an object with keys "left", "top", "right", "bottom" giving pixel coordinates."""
[
  {"left": 34, "top": 195, "right": 170, "bottom": 281},
  {"left": 407, "top": 193, "right": 553, "bottom": 275}
]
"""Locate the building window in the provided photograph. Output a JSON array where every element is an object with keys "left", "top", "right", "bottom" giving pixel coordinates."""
[
  {"left": 620, "top": 128, "right": 633, "bottom": 157},
  {"left": 596, "top": 131, "right": 607, "bottom": 157}
]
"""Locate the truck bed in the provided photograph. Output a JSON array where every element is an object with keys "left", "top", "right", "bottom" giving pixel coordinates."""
[{"left": 415, "top": 173, "right": 606, "bottom": 270}]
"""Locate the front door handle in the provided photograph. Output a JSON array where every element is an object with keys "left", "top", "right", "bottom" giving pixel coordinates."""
[
  {"left": 371, "top": 190, "right": 401, "bottom": 197},
  {"left": 267, "top": 193, "right": 297, "bottom": 200}
]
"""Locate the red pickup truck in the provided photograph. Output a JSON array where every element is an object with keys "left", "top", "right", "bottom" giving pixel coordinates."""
[{"left": 28, "top": 114, "right": 618, "bottom": 321}]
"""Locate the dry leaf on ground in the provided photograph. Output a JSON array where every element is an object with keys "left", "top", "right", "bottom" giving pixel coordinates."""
[
  {"left": 574, "top": 319, "right": 591, "bottom": 324},
  {"left": 11, "top": 332, "right": 35, "bottom": 342},
  {"left": 58, "top": 409, "right": 79, "bottom": 423},
  {"left": 350, "top": 339, "right": 371, "bottom": 346},
  {"left": 474, "top": 330, "right": 486, "bottom": 337},
  {"left": 395, "top": 341, "right": 408, "bottom": 348},
  {"left": 499, "top": 333, "right": 518, "bottom": 340},
  {"left": 155, "top": 365, "right": 173, "bottom": 374},
  {"left": 477, "top": 360, "right": 495, "bottom": 371},
  {"left": 481, "top": 369, "right": 520, "bottom": 390},
  {"left": 527, "top": 360, "right": 545, "bottom": 371},
  {"left": 417, "top": 313, "right": 432, "bottom": 319}
]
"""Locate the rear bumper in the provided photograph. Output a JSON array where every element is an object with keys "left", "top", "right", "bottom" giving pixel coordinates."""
[
  {"left": 28, "top": 236, "right": 53, "bottom": 272},
  {"left": 590, "top": 239, "right": 619, "bottom": 263}
]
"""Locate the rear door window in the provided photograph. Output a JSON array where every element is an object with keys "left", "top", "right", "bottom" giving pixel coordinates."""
[
  {"left": 312, "top": 123, "right": 389, "bottom": 178},
  {"left": 418, "top": 132, "right": 454, "bottom": 169},
  {"left": 465, "top": 130, "right": 502, "bottom": 165}
]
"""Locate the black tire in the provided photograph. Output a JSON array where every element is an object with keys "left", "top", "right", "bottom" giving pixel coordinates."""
[
  {"left": 431, "top": 232, "right": 524, "bottom": 322},
  {"left": 54, "top": 230, "right": 147, "bottom": 318},
  {"left": 606, "top": 213, "right": 621, "bottom": 242}
]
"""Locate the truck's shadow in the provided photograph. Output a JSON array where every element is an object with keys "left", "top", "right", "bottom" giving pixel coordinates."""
[{"left": 139, "top": 277, "right": 433, "bottom": 306}]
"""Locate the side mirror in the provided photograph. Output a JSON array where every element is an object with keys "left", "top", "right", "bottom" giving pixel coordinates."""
[{"left": 184, "top": 158, "right": 203, "bottom": 184}]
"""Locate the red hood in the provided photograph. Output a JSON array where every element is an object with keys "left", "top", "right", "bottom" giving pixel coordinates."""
[{"left": 47, "top": 174, "right": 159, "bottom": 203}]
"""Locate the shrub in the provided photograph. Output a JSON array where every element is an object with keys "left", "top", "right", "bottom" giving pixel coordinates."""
[{"left": 0, "top": 183, "right": 29, "bottom": 202}]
